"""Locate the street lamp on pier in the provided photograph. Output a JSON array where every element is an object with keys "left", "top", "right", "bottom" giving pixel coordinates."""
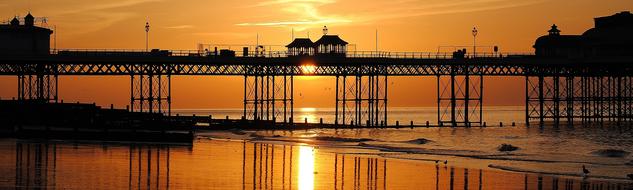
[
  {"left": 145, "top": 22, "right": 150, "bottom": 52},
  {"left": 472, "top": 27, "right": 478, "bottom": 58}
]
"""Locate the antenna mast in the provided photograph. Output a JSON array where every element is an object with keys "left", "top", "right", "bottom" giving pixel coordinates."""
[{"left": 375, "top": 29, "right": 378, "bottom": 53}]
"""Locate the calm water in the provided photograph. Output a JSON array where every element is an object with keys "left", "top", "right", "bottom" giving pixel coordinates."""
[
  {"left": 1, "top": 107, "right": 632, "bottom": 189},
  {"left": 173, "top": 106, "right": 525, "bottom": 126},
  {"left": 0, "top": 138, "right": 631, "bottom": 189}
]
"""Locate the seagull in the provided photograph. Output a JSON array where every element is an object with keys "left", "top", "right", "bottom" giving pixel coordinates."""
[
  {"left": 434, "top": 160, "right": 439, "bottom": 165},
  {"left": 444, "top": 160, "right": 448, "bottom": 165},
  {"left": 582, "top": 165, "right": 590, "bottom": 178},
  {"left": 627, "top": 174, "right": 633, "bottom": 180}
]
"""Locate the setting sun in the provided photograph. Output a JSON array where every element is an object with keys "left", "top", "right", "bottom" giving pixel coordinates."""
[{"left": 300, "top": 64, "right": 317, "bottom": 74}]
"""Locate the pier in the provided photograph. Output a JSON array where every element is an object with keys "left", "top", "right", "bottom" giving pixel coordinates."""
[
  {"left": 2, "top": 52, "right": 632, "bottom": 128},
  {"left": 1, "top": 12, "right": 632, "bottom": 129}
]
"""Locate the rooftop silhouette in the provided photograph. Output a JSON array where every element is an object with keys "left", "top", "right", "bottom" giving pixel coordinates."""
[
  {"left": 534, "top": 11, "right": 633, "bottom": 58},
  {"left": 0, "top": 12, "right": 52, "bottom": 55}
]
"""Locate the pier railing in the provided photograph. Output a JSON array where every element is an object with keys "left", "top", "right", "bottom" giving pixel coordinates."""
[{"left": 51, "top": 49, "right": 534, "bottom": 59}]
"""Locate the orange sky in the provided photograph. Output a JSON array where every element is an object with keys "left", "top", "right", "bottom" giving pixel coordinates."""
[{"left": 0, "top": 0, "right": 631, "bottom": 109}]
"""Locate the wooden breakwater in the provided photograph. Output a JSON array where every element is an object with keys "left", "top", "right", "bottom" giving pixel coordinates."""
[
  {"left": 183, "top": 115, "right": 501, "bottom": 130},
  {"left": 0, "top": 100, "right": 194, "bottom": 142}
]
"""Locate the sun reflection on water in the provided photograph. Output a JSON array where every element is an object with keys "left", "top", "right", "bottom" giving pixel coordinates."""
[
  {"left": 298, "top": 107, "right": 319, "bottom": 124},
  {"left": 298, "top": 146, "right": 315, "bottom": 190}
]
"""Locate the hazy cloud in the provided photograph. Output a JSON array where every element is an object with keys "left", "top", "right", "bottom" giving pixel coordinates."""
[
  {"left": 237, "top": 0, "right": 350, "bottom": 30},
  {"left": 191, "top": 32, "right": 251, "bottom": 38},
  {"left": 238, "top": 0, "right": 547, "bottom": 29},
  {"left": 58, "top": 0, "right": 164, "bottom": 15},
  {"left": 252, "top": 0, "right": 336, "bottom": 7},
  {"left": 165, "top": 25, "right": 194, "bottom": 29},
  {"left": 34, "top": 0, "right": 166, "bottom": 34},
  {"left": 352, "top": 0, "right": 548, "bottom": 22}
]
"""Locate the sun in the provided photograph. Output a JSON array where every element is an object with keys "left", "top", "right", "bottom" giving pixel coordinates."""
[{"left": 300, "top": 64, "right": 317, "bottom": 74}]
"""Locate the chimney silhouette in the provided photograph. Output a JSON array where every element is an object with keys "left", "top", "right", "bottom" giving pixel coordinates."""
[
  {"left": 10, "top": 17, "right": 19, "bottom": 26},
  {"left": 24, "top": 12, "right": 34, "bottom": 27}
]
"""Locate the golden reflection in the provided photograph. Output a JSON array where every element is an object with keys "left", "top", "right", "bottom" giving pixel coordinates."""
[
  {"left": 298, "top": 146, "right": 315, "bottom": 190},
  {"left": 298, "top": 107, "right": 318, "bottom": 123},
  {"left": 300, "top": 107, "right": 317, "bottom": 112}
]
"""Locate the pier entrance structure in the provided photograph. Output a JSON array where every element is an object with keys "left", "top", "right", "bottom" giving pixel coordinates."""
[
  {"left": 1, "top": 13, "right": 57, "bottom": 102},
  {"left": 1, "top": 12, "right": 633, "bottom": 128}
]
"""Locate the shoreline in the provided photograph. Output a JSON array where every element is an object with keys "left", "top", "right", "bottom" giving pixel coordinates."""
[{"left": 197, "top": 128, "right": 633, "bottom": 183}]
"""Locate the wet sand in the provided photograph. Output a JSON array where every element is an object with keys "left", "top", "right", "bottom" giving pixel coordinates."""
[{"left": 0, "top": 138, "right": 631, "bottom": 189}]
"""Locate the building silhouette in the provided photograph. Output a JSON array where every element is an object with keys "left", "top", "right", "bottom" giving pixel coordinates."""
[
  {"left": 286, "top": 38, "right": 314, "bottom": 56},
  {"left": 286, "top": 26, "right": 348, "bottom": 57},
  {"left": 534, "top": 11, "right": 633, "bottom": 58},
  {"left": 0, "top": 13, "right": 52, "bottom": 55}
]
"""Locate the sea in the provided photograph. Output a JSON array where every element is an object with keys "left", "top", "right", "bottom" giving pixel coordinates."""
[{"left": 0, "top": 106, "right": 632, "bottom": 189}]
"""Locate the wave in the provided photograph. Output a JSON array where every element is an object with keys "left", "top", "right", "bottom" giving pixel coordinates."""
[
  {"left": 404, "top": 138, "right": 434, "bottom": 144},
  {"left": 314, "top": 136, "right": 373, "bottom": 142},
  {"left": 355, "top": 143, "right": 622, "bottom": 166},
  {"left": 591, "top": 149, "right": 631, "bottom": 158},
  {"left": 488, "top": 164, "right": 631, "bottom": 181},
  {"left": 198, "top": 131, "right": 626, "bottom": 167}
]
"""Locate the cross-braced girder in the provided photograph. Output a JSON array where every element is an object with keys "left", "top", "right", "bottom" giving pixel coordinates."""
[
  {"left": 130, "top": 65, "right": 171, "bottom": 115},
  {"left": 335, "top": 65, "right": 388, "bottom": 127},
  {"left": 17, "top": 74, "right": 58, "bottom": 102},
  {"left": 526, "top": 75, "right": 633, "bottom": 127},
  {"left": 437, "top": 65, "right": 483, "bottom": 127},
  {"left": 243, "top": 65, "right": 294, "bottom": 123}
]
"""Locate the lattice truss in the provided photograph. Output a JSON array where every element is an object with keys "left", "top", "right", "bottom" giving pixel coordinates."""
[
  {"left": 17, "top": 74, "right": 58, "bottom": 102},
  {"left": 335, "top": 74, "right": 387, "bottom": 127},
  {"left": 1, "top": 62, "right": 532, "bottom": 76},
  {"left": 244, "top": 74, "right": 293, "bottom": 122},
  {"left": 437, "top": 73, "right": 483, "bottom": 127},
  {"left": 130, "top": 65, "right": 171, "bottom": 115},
  {"left": 526, "top": 76, "right": 633, "bottom": 126}
]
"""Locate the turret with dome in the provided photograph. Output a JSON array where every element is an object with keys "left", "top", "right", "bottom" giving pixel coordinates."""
[{"left": 0, "top": 12, "right": 53, "bottom": 55}]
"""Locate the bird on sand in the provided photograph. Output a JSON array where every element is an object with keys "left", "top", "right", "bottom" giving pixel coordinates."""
[{"left": 582, "top": 165, "right": 590, "bottom": 178}]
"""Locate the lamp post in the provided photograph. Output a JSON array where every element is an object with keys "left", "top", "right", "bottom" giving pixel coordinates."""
[
  {"left": 145, "top": 22, "right": 150, "bottom": 52},
  {"left": 472, "top": 27, "right": 478, "bottom": 58}
]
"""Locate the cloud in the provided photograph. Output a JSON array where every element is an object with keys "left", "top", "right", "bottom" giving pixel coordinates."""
[
  {"left": 237, "top": 19, "right": 350, "bottom": 27},
  {"left": 237, "top": 0, "right": 547, "bottom": 29},
  {"left": 237, "top": 0, "right": 350, "bottom": 30},
  {"left": 353, "top": 0, "right": 548, "bottom": 22},
  {"left": 191, "top": 32, "right": 251, "bottom": 38},
  {"left": 165, "top": 25, "right": 194, "bottom": 29},
  {"left": 250, "top": 0, "right": 336, "bottom": 7},
  {"left": 58, "top": 0, "right": 165, "bottom": 15},
  {"left": 42, "top": 0, "right": 166, "bottom": 35}
]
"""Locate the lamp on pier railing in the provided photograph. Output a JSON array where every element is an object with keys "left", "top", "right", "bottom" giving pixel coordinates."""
[
  {"left": 472, "top": 27, "right": 478, "bottom": 58},
  {"left": 145, "top": 21, "right": 150, "bottom": 52}
]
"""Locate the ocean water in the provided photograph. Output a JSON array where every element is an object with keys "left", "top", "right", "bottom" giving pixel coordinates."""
[
  {"left": 180, "top": 106, "right": 633, "bottom": 181},
  {"left": 172, "top": 106, "right": 525, "bottom": 126},
  {"left": 0, "top": 106, "right": 632, "bottom": 189}
]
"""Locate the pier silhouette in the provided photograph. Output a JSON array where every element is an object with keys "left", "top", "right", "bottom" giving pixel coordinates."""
[{"left": 1, "top": 12, "right": 633, "bottom": 131}]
